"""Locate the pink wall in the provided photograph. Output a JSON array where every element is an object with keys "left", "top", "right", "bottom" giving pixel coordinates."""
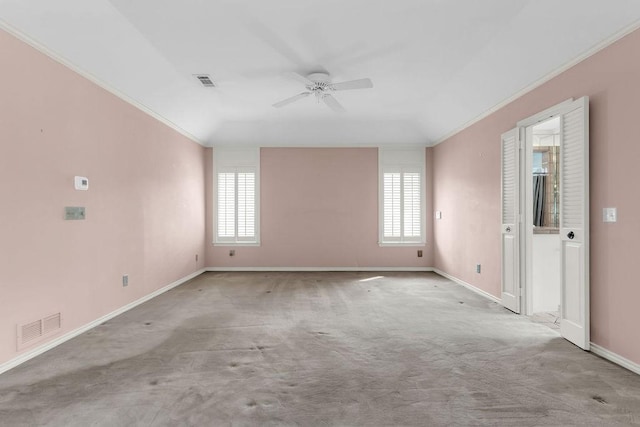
[
  {"left": 433, "top": 29, "right": 640, "bottom": 365},
  {"left": 0, "top": 30, "right": 206, "bottom": 366},
  {"left": 205, "top": 147, "right": 434, "bottom": 268}
]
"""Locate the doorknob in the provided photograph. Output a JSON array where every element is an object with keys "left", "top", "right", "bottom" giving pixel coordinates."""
[
  {"left": 506, "top": 226, "right": 511, "bottom": 232},
  {"left": 567, "top": 231, "right": 575, "bottom": 239}
]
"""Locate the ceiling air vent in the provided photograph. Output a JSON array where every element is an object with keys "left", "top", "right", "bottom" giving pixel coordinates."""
[{"left": 194, "top": 74, "right": 216, "bottom": 88}]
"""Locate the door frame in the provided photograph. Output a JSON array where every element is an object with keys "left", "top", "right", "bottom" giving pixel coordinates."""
[
  {"left": 516, "top": 100, "right": 574, "bottom": 317},
  {"left": 505, "top": 97, "right": 590, "bottom": 350},
  {"left": 522, "top": 120, "right": 563, "bottom": 316}
]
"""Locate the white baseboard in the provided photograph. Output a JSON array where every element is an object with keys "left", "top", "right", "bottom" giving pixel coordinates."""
[
  {"left": 431, "top": 271, "right": 640, "bottom": 376},
  {"left": 432, "top": 268, "right": 502, "bottom": 304},
  {"left": 206, "top": 267, "right": 434, "bottom": 272},
  {"left": 590, "top": 343, "right": 640, "bottom": 376},
  {"left": 0, "top": 268, "right": 205, "bottom": 376}
]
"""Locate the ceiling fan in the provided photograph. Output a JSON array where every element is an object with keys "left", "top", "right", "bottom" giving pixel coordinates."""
[{"left": 272, "top": 72, "right": 373, "bottom": 113}]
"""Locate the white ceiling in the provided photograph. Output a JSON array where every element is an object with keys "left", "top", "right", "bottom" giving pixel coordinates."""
[{"left": 2, "top": 0, "right": 640, "bottom": 147}]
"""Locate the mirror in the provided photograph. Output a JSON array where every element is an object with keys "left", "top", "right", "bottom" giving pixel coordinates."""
[{"left": 532, "top": 117, "right": 560, "bottom": 233}]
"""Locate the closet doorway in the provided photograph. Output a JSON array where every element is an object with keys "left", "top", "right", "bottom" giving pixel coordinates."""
[
  {"left": 501, "top": 98, "right": 590, "bottom": 350},
  {"left": 526, "top": 117, "right": 561, "bottom": 325}
]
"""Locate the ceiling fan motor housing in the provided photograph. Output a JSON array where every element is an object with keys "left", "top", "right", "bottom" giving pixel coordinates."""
[
  {"left": 307, "top": 72, "right": 331, "bottom": 83},
  {"left": 272, "top": 71, "right": 371, "bottom": 111},
  {"left": 306, "top": 72, "right": 333, "bottom": 99}
]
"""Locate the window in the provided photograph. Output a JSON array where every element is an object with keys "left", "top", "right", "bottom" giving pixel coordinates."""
[
  {"left": 379, "top": 148, "right": 425, "bottom": 245},
  {"left": 214, "top": 148, "right": 260, "bottom": 245}
]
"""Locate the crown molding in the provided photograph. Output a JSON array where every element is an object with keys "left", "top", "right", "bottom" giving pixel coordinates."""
[
  {"left": 0, "top": 20, "right": 205, "bottom": 146},
  {"left": 432, "top": 19, "right": 640, "bottom": 146}
]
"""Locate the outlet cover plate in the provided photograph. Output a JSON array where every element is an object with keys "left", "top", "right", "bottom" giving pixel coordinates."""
[
  {"left": 65, "top": 206, "right": 86, "bottom": 220},
  {"left": 603, "top": 207, "right": 617, "bottom": 223}
]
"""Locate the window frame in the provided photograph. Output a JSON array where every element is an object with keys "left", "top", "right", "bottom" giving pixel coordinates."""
[
  {"left": 213, "top": 147, "right": 260, "bottom": 246},
  {"left": 378, "top": 147, "right": 426, "bottom": 246}
]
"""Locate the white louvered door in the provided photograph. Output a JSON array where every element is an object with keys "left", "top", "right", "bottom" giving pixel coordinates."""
[
  {"left": 558, "top": 97, "right": 590, "bottom": 350},
  {"left": 501, "top": 128, "right": 520, "bottom": 313}
]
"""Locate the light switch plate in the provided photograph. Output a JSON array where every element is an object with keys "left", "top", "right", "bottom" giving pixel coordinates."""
[
  {"left": 435, "top": 211, "right": 442, "bottom": 219},
  {"left": 603, "top": 207, "right": 617, "bottom": 223},
  {"left": 74, "top": 176, "right": 89, "bottom": 190}
]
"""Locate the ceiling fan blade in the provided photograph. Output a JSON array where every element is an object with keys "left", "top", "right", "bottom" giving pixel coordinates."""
[
  {"left": 331, "top": 78, "right": 373, "bottom": 91},
  {"left": 323, "top": 94, "right": 346, "bottom": 113},
  {"left": 272, "top": 92, "right": 311, "bottom": 108},
  {"left": 286, "top": 72, "right": 315, "bottom": 86}
]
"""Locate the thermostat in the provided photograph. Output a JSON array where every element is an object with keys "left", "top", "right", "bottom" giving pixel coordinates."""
[{"left": 74, "top": 176, "right": 89, "bottom": 190}]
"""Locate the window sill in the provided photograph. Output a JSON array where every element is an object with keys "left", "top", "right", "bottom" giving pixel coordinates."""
[
  {"left": 378, "top": 242, "right": 426, "bottom": 247},
  {"left": 213, "top": 242, "right": 261, "bottom": 247}
]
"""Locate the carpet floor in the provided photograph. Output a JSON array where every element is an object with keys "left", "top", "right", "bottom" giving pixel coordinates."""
[{"left": 1, "top": 272, "right": 639, "bottom": 426}]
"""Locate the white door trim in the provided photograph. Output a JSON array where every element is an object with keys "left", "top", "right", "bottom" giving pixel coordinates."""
[
  {"left": 523, "top": 124, "right": 535, "bottom": 316},
  {"left": 516, "top": 97, "right": 590, "bottom": 350},
  {"left": 519, "top": 100, "right": 572, "bottom": 316},
  {"left": 517, "top": 99, "right": 574, "bottom": 128}
]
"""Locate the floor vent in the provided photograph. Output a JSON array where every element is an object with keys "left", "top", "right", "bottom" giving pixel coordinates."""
[
  {"left": 17, "top": 313, "right": 62, "bottom": 350},
  {"left": 194, "top": 74, "right": 216, "bottom": 87}
]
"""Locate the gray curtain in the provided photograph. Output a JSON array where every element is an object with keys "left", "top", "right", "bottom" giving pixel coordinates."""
[{"left": 533, "top": 175, "right": 546, "bottom": 227}]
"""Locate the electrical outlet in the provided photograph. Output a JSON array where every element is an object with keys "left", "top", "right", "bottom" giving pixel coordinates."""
[
  {"left": 476, "top": 264, "right": 481, "bottom": 274},
  {"left": 603, "top": 207, "right": 617, "bottom": 223},
  {"left": 122, "top": 274, "right": 129, "bottom": 287},
  {"left": 229, "top": 250, "right": 235, "bottom": 257},
  {"left": 417, "top": 250, "right": 423, "bottom": 258}
]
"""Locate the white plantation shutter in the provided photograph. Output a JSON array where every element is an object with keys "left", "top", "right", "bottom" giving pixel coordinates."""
[
  {"left": 237, "top": 171, "right": 256, "bottom": 240},
  {"left": 217, "top": 172, "right": 236, "bottom": 238},
  {"left": 216, "top": 169, "right": 257, "bottom": 242},
  {"left": 380, "top": 158, "right": 424, "bottom": 244},
  {"left": 214, "top": 148, "right": 260, "bottom": 245},
  {"left": 403, "top": 172, "right": 421, "bottom": 238},
  {"left": 383, "top": 172, "right": 401, "bottom": 238}
]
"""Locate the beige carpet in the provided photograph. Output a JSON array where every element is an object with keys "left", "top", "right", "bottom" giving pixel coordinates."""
[{"left": 1, "top": 272, "right": 639, "bottom": 426}]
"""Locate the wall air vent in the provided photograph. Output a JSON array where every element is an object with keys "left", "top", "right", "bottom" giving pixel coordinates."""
[
  {"left": 17, "top": 312, "right": 62, "bottom": 350},
  {"left": 194, "top": 74, "right": 216, "bottom": 88}
]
